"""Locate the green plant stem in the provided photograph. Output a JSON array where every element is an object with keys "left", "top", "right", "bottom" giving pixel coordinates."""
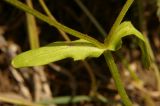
[
  {"left": 103, "top": 51, "right": 133, "bottom": 106},
  {"left": 38, "top": 0, "right": 70, "bottom": 41},
  {"left": 3, "top": 0, "right": 104, "bottom": 48},
  {"left": 26, "top": 0, "right": 39, "bottom": 49},
  {"left": 74, "top": 0, "right": 106, "bottom": 37},
  {"left": 146, "top": 37, "right": 160, "bottom": 91},
  {"left": 104, "top": 0, "right": 134, "bottom": 45},
  {"left": 137, "top": 0, "right": 160, "bottom": 91}
]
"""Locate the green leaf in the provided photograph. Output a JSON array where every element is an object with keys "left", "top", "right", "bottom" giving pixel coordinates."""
[
  {"left": 37, "top": 95, "right": 108, "bottom": 105},
  {"left": 12, "top": 39, "right": 105, "bottom": 68},
  {"left": 106, "top": 21, "right": 151, "bottom": 68},
  {"left": 37, "top": 95, "right": 92, "bottom": 105},
  {"left": 106, "top": 21, "right": 143, "bottom": 50}
]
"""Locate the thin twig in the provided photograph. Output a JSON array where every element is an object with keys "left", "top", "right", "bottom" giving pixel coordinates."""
[
  {"left": 3, "top": 0, "right": 104, "bottom": 48},
  {"left": 39, "top": 0, "right": 70, "bottom": 41}
]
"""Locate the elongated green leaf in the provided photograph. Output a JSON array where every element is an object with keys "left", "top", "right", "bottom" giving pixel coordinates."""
[
  {"left": 37, "top": 95, "right": 108, "bottom": 105},
  {"left": 12, "top": 40, "right": 105, "bottom": 68},
  {"left": 37, "top": 95, "right": 92, "bottom": 105},
  {"left": 106, "top": 21, "right": 151, "bottom": 68}
]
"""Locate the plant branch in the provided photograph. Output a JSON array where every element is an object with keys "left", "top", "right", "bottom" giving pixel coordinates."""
[
  {"left": 137, "top": 0, "right": 160, "bottom": 92},
  {"left": 104, "top": 0, "right": 134, "bottom": 45},
  {"left": 26, "top": 0, "right": 39, "bottom": 49},
  {"left": 3, "top": 0, "right": 104, "bottom": 48},
  {"left": 103, "top": 51, "right": 133, "bottom": 106},
  {"left": 38, "top": 0, "right": 70, "bottom": 41}
]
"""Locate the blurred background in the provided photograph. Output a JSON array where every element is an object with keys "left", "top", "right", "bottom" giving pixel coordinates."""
[{"left": 0, "top": 0, "right": 160, "bottom": 106}]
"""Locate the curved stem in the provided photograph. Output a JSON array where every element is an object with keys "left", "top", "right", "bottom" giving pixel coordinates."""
[
  {"left": 103, "top": 51, "right": 133, "bottom": 106},
  {"left": 104, "top": 0, "right": 134, "bottom": 45},
  {"left": 38, "top": 0, "right": 70, "bottom": 41},
  {"left": 3, "top": 0, "right": 104, "bottom": 48},
  {"left": 137, "top": 0, "right": 160, "bottom": 92}
]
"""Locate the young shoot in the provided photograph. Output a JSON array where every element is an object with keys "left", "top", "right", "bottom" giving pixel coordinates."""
[{"left": 3, "top": 0, "right": 151, "bottom": 106}]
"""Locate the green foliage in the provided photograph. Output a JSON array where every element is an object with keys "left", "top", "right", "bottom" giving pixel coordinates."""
[
  {"left": 37, "top": 95, "right": 93, "bottom": 105},
  {"left": 12, "top": 40, "right": 105, "bottom": 68},
  {"left": 12, "top": 21, "right": 150, "bottom": 69},
  {"left": 105, "top": 21, "right": 151, "bottom": 68},
  {"left": 5, "top": 0, "right": 150, "bottom": 69},
  {"left": 106, "top": 21, "right": 144, "bottom": 50},
  {"left": 3, "top": 0, "right": 152, "bottom": 106}
]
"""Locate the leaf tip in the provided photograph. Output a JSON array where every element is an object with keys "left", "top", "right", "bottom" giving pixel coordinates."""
[
  {"left": 11, "top": 56, "right": 23, "bottom": 68},
  {"left": 11, "top": 59, "right": 17, "bottom": 68}
]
